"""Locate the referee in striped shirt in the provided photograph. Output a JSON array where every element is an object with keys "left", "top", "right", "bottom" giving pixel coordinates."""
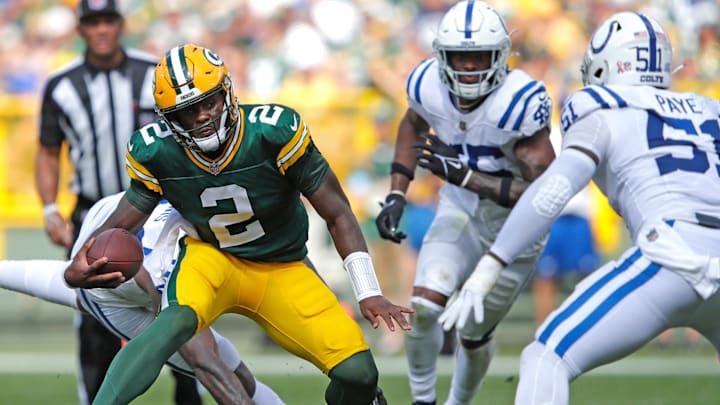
[{"left": 34, "top": 1, "right": 202, "bottom": 404}]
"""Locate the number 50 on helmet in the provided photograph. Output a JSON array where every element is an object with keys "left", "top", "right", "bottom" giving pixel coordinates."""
[{"left": 153, "top": 44, "right": 239, "bottom": 153}]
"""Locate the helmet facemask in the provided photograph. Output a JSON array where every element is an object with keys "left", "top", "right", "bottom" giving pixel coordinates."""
[
  {"left": 436, "top": 47, "right": 509, "bottom": 100},
  {"left": 159, "top": 79, "right": 238, "bottom": 153}
]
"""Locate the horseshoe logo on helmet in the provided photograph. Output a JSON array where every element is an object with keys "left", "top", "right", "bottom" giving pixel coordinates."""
[{"left": 590, "top": 20, "right": 621, "bottom": 54}]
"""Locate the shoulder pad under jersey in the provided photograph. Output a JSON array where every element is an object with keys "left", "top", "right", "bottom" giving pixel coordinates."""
[
  {"left": 405, "top": 58, "right": 446, "bottom": 118},
  {"left": 560, "top": 85, "right": 639, "bottom": 133},
  {"left": 243, "top": 103, "right": 304, "bottom": 146},
  {"left": 242, "top": 103, "right": 313, "bottom": 174},
  {"left": 486, "top": 69, "right": 551, "bottom": 134}
]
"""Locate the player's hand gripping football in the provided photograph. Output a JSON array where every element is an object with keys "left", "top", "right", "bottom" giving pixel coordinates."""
[
  {"left": 375, "top": 191, "right": 407, "bottom": 243},
  {"left": 64, "top": 237, "right": 126, "bottom": 289},
  {"left": 439, "top": 254, "right": 504, "bottom": 331},
  {"left": 359, "top": 295, "right": 414, "bottom": 332},
  {"left": 413, "top": 133, "right": 472, "bottom": 187}
]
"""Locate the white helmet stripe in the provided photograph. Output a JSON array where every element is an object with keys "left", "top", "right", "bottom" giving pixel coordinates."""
[{"left": 168, "top": 47, "right": 192, "bottom": 95}]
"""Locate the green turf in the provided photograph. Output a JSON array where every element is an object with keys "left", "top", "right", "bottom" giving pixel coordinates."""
[
  {"left": 0, "top": 373, "right": 717, "bottom": 404},
  {"left": 0, "top": 229, "right": 715, "bottom": 404}
]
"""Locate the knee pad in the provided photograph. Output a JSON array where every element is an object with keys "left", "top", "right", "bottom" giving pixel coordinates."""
[
  {"left": 410, "top": 296, "right": 444, "bottom": 330},
  {"left": 329, "top": 350, "right": 378, "bottom": 389},
  {"left": 417, "top": 256, "right": 461, "bottom": 296}
]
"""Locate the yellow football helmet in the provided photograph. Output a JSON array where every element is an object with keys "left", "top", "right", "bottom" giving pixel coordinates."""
[{"left": 154, "top": 44, "right": 239, "bottom": 153}]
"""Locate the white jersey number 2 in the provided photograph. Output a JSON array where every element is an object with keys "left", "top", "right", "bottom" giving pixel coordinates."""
[{"left": 200, "top": 185, "right": 266, "bottom": 248}]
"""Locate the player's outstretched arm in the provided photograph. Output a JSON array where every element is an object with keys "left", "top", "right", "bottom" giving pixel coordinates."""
[{"left": 307, "top": 169, "right": 413, "bottom": 331}]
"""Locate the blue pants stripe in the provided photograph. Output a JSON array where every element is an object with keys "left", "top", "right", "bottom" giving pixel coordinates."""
[
  {"left": 555, "top": 262, "right": 661, "bottom": 357},
  {"left": 539, "top": 249, "right": 642, "bottom": 344}
]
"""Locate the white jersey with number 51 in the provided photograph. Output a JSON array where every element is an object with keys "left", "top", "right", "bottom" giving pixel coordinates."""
[{"left": 560, "top": 84, "right": 720, "bottom": 239}]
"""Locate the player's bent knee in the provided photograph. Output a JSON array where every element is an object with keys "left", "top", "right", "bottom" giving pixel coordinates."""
[
  {"left": 329, "top": 350, "right": 378, "bottom": 389},
  {"left": 520, "top": 341, "right": 544, "bottom": 363},
  {"left": 158, "top": 306, "right": 198, "bottom": 342},
  {"left": 419, "top": 258, "right": 460, "bottom": 295},
  {"left": 409, "top": 296, "right": 444, "bottom": 330},
  {"left": 521, "top": 341, "right": 572, "bottom": 379}
]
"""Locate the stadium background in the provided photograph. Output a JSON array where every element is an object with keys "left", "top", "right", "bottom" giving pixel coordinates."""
[{"left": 0, "top": 0, "right": 718, "bottom": 403}]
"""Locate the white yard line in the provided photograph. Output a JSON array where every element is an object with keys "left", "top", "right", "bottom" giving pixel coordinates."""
[{"left": 0, "top": 353, "right": 716, "bottom": 376}]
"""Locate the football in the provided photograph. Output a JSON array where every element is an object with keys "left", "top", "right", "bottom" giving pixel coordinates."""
[{"left": 86, "top": 228, "right": 144, "bottom": 279}]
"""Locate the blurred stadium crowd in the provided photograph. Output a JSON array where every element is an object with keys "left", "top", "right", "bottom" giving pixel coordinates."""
[{"left": 0, "top": 0, "right": 718, "bottom": 245}]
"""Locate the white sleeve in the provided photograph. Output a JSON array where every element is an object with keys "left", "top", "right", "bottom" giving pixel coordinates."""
[
  {"left": 561, "top": 112, "right": 611, "bottom": 161},
  {"left": 491, "top": 148, "right": 597, "bottom": 264}
]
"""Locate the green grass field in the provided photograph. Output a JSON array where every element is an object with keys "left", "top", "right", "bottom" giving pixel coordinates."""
[
  {"left": 0, "top": 373, "right": 718, "bottom": 404},
  {"left": 1, "top": 228, "right": 718, "bottom": 404}
]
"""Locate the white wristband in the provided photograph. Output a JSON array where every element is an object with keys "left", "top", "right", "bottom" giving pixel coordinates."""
[
  {"left": 343, "top": 251, "right": 382, "bottom": 302},
  {"left": 43, "top": 203, "right": 59, "bottom": 220}
]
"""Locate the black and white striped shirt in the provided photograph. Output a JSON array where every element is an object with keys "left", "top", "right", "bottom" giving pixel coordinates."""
[{"left": 39, "top": 48, "right": 158, "bottom": 202}]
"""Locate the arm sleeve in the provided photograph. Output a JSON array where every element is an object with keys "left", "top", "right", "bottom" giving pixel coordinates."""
[{"left": 490, "top": 148, "right": 598, "bottom": 264}]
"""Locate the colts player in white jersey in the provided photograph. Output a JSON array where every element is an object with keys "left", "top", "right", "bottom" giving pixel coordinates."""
[
  {"left": 0, "top": 193, "right": 284, "bottom": 405},
  {"left": 375, "top": 1, "right": 554, "bottom": 404},
  {"left": 438, "top": 11, "right": 720, "bottom": 405}
]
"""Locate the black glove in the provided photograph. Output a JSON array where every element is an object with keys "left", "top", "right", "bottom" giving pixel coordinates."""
[
  {"left": 375, "top": 192, "right": 407, "bottom": 243},
  {"left": 413, "top": 133, "right": 472, "bottom": 187}
]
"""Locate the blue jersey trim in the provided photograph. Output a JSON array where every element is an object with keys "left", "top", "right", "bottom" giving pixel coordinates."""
[
  {"left": 599, "top": 85, "right": 628, "bottom": 108},
  {"left": 580, "top": 87, "right": 610, "bottom": 109},
  {"left": 406, "top": 59, "right": 434, "bottom": 106},
  {"left": 499, "top": 81, "right": 537, "bottom": 129},
  {"left": 512, "top": 85, "right": 546, "bottom": 131}
]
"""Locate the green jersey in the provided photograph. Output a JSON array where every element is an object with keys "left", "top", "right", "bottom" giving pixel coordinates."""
[{"left": 125, "top": 103, "right": 329, "bottom": 262}]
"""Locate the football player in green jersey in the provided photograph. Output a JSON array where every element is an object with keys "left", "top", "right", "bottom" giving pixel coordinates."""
[{"left": 67, "top": 44, "right": 412, "bottom": 405}]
